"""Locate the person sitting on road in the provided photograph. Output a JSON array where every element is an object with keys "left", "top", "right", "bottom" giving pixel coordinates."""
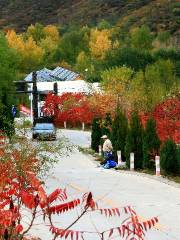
[{"left": 100, "top": 135, "right": 113, "bottom": 165}]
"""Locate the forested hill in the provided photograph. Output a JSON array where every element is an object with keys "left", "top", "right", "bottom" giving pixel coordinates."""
[{"left": 0, "top": 0, "right": 179, "bottom": 36}]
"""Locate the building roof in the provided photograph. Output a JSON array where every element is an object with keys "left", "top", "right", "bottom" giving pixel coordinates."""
[
  {"left": 50, "top": 67, "right": 80, "bottom": 81},
  {"left": 25, "top": 67, "right": 81, "bottom": 82}
]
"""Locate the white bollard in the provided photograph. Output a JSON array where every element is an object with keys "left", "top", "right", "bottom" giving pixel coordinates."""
[
  {"left": 99, "top": 145, "right": 102, "bottom": 156},
  {"left": 130, "top": 153, "right": 134, "bottom": 171},
  {"left": 155, "top": 155, "right": 161, "bottom": 176},
  {"left": 117, "top": 150, "right": 122, "bottom": 166},
  {"left": 82, "top": 122, "right": 85, "bottom": 131},
  {"left": 64, "top": 121, "right": 67, "bottom": 129}
]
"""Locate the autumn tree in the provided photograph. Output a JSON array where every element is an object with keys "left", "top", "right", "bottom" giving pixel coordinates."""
[
  {"left": 153, "top": 97, "right": 180, "bottom": 143},
  {"left": 101, "top": 66, "right": 134, "bottom": 111},
  {"left": 102, "top": 66, "right": 133, "bottom": 96},
  {"left": 40, "top": 25, "right": 60, "bottom": 64},
  {"left": 89, "top": 28, "right": 112, "bottom": 59},
  {"left": 6, "top": 30, "right": 44, "bottom": 72},
  {"left": 88, "top": 93, "right": 117, "bottom": 118}
]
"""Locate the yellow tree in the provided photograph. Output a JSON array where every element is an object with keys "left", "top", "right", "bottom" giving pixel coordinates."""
[
  {"left": 44, "top": 25, "right": 60, "bottom": 43},
  {"left": 101, "top": 66, "right": 134, "bottom": 95},
  {"left": 101, "top": 66, "right": 134, "bottom": 111},
  {"left": 128, "top": 71, "right": 147, "bottom": 111},
  {"left": 39, "top": 25, "right": 60, "bottom": 63},
  {"left": 6, "top": 30, "right": 24, "bottom": 52},
  {"left": 22, "top": 36, "right": 44, "bottom": 71},
  {"left": 7, "top": 30, "right": 44, "bottom": 72},
  {"left": 89, "top": 28, "right": 112, "bottom": 59}
]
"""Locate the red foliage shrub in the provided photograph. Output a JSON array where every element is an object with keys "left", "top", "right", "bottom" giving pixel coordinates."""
[{"left": 140, "top": 97, "right": 180, "bottom": 144}]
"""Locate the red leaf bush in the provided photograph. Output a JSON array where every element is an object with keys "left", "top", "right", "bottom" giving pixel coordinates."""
[{"left": 0, "top": 143, "right": 160, "bottom": 239}]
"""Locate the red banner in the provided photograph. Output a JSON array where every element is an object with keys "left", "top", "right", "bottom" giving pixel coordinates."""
[{"left": 19, "top": 105, "right": 31, "bottom": 116}]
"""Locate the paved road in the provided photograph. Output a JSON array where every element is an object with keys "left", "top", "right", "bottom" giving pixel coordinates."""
[{"left": 29, "top": 129, "right": 180, "bottom": 240}]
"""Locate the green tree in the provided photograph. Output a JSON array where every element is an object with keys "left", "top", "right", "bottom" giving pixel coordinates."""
[
  {"left": 130, "top": 25, "right": 153, "bottom": 50},
  {"left": 157, "top": 31, "right": 170, "bottom": 46},
  {"left": 0, "top": 32, "right": 19, "bottom": 137},
  {"left": 26, "top": 23, "right": 45, "bottom": 42},
  {"left": 104, "top": 47, "right": 154, "bottom": 71},
  {"left": 143, "top": 118, "right": 161, "bottom": 169},
  {"left": 54, "top": 27, "right": 89, "bottom": 65},
  {"left": 125, "top": 112, "right": 143, "bottom": 169},
  {"left": 144, "top": 60, "right": 177, "bottom": 110},
  {"left": 160, "top": 139, "right": 178, "bottom": 175},
  {"left": 111, "top": 108, "right": 128, "bottom": 161},
  {"left": 177, "top": 146, "right": 180, "bottom": 175},
  {"left": 91, "top": 118, "right": 102, "bottom": 152},
  {"left": 97, "top": 19, "right": 111, "bottom": 30}
]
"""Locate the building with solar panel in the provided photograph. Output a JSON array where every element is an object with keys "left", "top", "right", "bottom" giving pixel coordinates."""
[
  {"left": 25, "top": 67, "right": 82, "bottom": 82},
  {"left": 25, "top": 67, "right": 100, "bottom": 119}
]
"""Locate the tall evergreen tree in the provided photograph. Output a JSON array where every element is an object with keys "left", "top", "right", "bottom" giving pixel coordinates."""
[
  {"left": 125, "top": 112, "right": 143, "bottom": 169},
  {"left": 160, "top": 139, "right": 178, "bottom": 175},
  {"left": 91, "top": 118, "right": 102, "bottom": 152},
  {"left": 143, "top": 118, "right": 160, "bottom": 168},
  {"left": 101, "top": 112, "right": 112, "bottom": 138},
  {"left": 111, "top": 108, "right": 128, "bottom": 161}
]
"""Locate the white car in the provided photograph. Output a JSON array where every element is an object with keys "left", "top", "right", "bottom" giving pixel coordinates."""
[{"left": 32, "top": 123, "right": 56, "bottom": 140}]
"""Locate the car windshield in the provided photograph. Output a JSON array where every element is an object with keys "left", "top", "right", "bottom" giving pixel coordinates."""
[{"left": 34, "top": 123, "right": 54, "bottom": 130}]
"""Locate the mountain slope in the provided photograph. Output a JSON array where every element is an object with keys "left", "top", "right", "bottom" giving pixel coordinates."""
[{"left": 0, "top": 0, "right": 179, "bottom": 36}]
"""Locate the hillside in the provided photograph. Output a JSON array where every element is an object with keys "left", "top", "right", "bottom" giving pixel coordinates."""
[{"left": 0, "top": 0, "right": 179, "bottom": 36}]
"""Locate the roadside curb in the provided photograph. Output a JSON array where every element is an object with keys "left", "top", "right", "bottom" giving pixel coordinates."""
[
  {"left": 114, "top": 170, "right": 180, "bottom": 189},
  {"left": 85, "top": 152, "right": 180, "bottom": 189}
]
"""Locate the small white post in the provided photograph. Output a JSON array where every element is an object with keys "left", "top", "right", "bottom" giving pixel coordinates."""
[
  {"left": 130, "top": 152, "right": 134, "bottom": 171},
  {"left": 155, "top": 155, "right": 160, "bottom": 176},
  {"left": 64, "top": 121, "right": 67, "bottom": 129},
  {"left": 117, "top": 150, "right": 122, "bottom": 166},
  {"left": 82, "top": 122, "right": 85, "bottom": 131},
  {"left": 99, "top": 145, "right": 102, "bottom": 156}
]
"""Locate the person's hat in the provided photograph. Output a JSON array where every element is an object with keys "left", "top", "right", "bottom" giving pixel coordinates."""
[{"left": 101, "top": 135, "right": 108, "bottom": 139}]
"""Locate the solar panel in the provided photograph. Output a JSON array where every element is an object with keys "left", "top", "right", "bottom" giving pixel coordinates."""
[{"left": 25, "top": 67, "right": 81, "bottom": 83}]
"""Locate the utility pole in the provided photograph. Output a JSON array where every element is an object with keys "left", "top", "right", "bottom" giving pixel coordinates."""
[
  {"left": 32, "top": 71, "right": 38, "bottom": 126},
  {"left": 53, "top": 82, "right": 58, "bottom": 95}
]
